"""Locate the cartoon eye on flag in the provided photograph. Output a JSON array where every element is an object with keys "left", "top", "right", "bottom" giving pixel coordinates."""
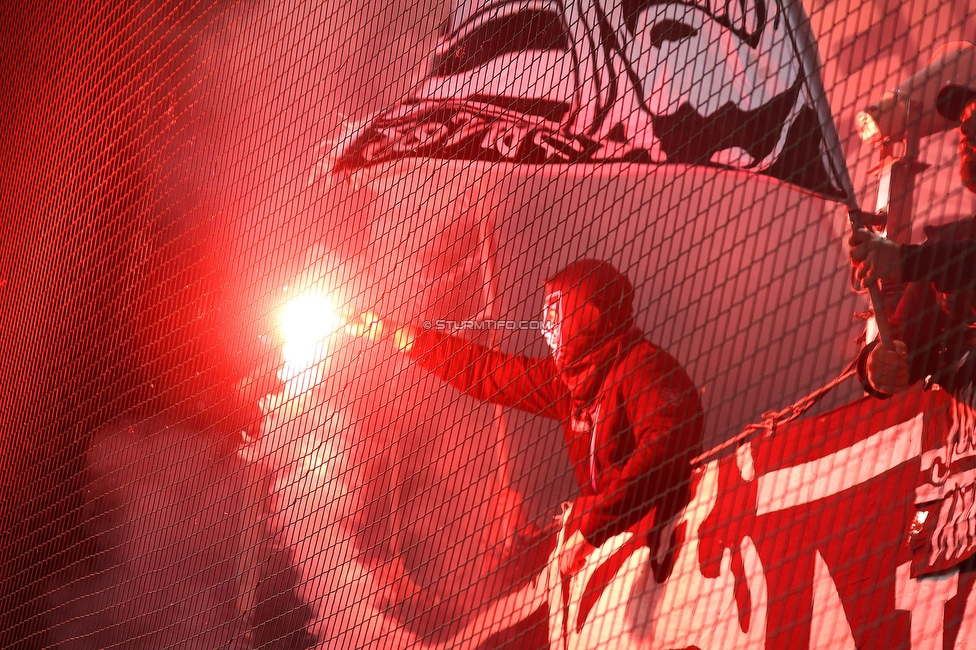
[{"left": 333, "top": 0, "right": 846, "bottom": 199}]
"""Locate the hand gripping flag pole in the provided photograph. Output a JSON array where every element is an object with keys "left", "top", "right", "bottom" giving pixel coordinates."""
[
  {"left": 779, "top": 0, "right": 893, "bottom": 346},
  {"left": 690, "top": 2, "right": 896, "bottom": 468}
]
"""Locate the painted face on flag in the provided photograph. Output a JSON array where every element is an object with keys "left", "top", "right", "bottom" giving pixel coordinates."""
[
  {"left": 610, "top": 0, "right": 806, "bottom": 168},
  {"left": 333, "top": 0, "right": 839, "bottom": 196}
]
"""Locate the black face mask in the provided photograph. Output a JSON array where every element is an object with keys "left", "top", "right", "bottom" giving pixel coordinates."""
[{"left": 542, "top": 289, "right": 605, "bottom": 372}]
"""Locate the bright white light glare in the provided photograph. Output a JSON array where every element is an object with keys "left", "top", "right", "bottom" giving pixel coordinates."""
[{"left": 280, "top": 292, "right": 343, "bottom": 371}]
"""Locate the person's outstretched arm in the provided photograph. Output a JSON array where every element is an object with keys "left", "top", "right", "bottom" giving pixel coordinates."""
[{"left": 348, "top": 314, "right": 567, "bottom": 419}]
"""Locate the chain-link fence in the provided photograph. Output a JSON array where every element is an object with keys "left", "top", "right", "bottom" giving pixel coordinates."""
[{"left": 3, "top": 1, "right": 976, "bottom": 648}]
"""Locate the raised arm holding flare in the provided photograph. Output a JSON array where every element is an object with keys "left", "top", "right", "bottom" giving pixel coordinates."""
[{"left": 348, "top": 260, "right": 704, "bottom": 576}]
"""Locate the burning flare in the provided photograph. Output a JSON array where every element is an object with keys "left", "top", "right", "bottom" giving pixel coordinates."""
[{"left": 280, "top": 291, "right": 344, "bottom": 372}]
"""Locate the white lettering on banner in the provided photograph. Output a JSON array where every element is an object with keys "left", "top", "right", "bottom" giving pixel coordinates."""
[
  {"left": 934, "top": 480, "right": 976, "bottom": 565},
  {"left": 756, "top": 414, "right": 924, "bottom": 515},
  {"left": 630, "top": 461, "right": 767, "bottom": 650},
  {"left": 546, "top": 412, "right": 976, "bottom": 650},
  {"left": 913, "top": 394, "right": 976, "bottom": 572},
  {"left": 895, "top": 561, "right": 958, "bottom": 650},
  {"left": 810, "top": 551, "right": 856, "bottom": 650},
  {"left": 918, "top": 392, "right": 976, "bottom": 502},
  {"left": 916, "top": 467, "right": 976, "bottom": 504},
  {"left": 736, "top": 441, "right": 756, "bottom": 482},
  {"left": 557, "top": 461, "right": 768, "bottom": 650}
]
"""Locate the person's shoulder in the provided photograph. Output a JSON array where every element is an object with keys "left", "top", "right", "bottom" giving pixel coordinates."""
[
  {"left": 921, "top": 214, "right": 976, "bottom": 242},
  {"left": 623, "top": 338, "right": 682, "bottom": 368},
  {"left": 616, "top": 338, "right": 694, "bottom": 387},
  {"left": 615, "top": 341, "right": 702, "bottom": 414}
]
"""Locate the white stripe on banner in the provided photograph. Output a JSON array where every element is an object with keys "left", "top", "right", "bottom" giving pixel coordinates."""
[{"left": 756, "top": 413, "right": 924, "bottom": 516}]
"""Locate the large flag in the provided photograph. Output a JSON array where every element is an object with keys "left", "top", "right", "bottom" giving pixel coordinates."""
[{"left": 334, "top": 0, "right": 844, "bottom": 197}]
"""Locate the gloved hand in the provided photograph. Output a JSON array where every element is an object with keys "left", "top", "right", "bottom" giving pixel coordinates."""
[
  {"left": 344, "top": 311, "right": 418, "bottom": 353},
  {"left": 866, "top": 340, "right": 910, "bottom": 396},
  {"left": 849, "top": 229, "right": 902, "bottom": 287},
  {"left": 344, "top": 310, "right": 385, "bottom": 340}
]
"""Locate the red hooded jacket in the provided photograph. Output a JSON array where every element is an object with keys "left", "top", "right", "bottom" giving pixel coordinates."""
[{"left": 406, "top": 327, "right": 704, "bottom": 547}]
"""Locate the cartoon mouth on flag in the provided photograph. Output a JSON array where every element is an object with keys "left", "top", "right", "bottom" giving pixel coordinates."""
[{"left": 333, "top": 0, "right": 842, "bottom": 198}]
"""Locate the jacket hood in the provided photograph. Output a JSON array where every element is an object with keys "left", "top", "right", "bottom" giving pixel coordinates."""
[
  {"left": 543, "top": 260, "right": 639, "bottom": 406},
  {"left": 543, "top": 259, "right": 636, "bottom": 368}
]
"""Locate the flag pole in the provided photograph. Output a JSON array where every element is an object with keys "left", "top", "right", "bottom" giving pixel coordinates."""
[{"left": 779, "top": 0, "right": 893, "bottom": 345}]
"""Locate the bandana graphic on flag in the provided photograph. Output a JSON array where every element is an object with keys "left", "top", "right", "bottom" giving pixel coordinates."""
[{"left": 334, "top": 0, "right": 843, "bottom": 197}]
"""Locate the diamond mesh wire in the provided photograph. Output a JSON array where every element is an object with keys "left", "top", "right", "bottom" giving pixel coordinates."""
[{"left": 3, "top": 1, "right": 976, "bottom": 648}]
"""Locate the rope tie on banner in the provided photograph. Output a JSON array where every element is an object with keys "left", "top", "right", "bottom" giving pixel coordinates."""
[{"left": 690, "top": 359, "right": 858, "bottom": 468}]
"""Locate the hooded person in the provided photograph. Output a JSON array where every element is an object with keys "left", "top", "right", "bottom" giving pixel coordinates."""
[
  {"left": 851, "top": 97, "right": 976, "bottom": 399},
  {"left": 850, "top": 97, "right": 976, "bottom": 578},
  {"left": 348, "top": 259, "right": 704, "bottom": 576}
]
